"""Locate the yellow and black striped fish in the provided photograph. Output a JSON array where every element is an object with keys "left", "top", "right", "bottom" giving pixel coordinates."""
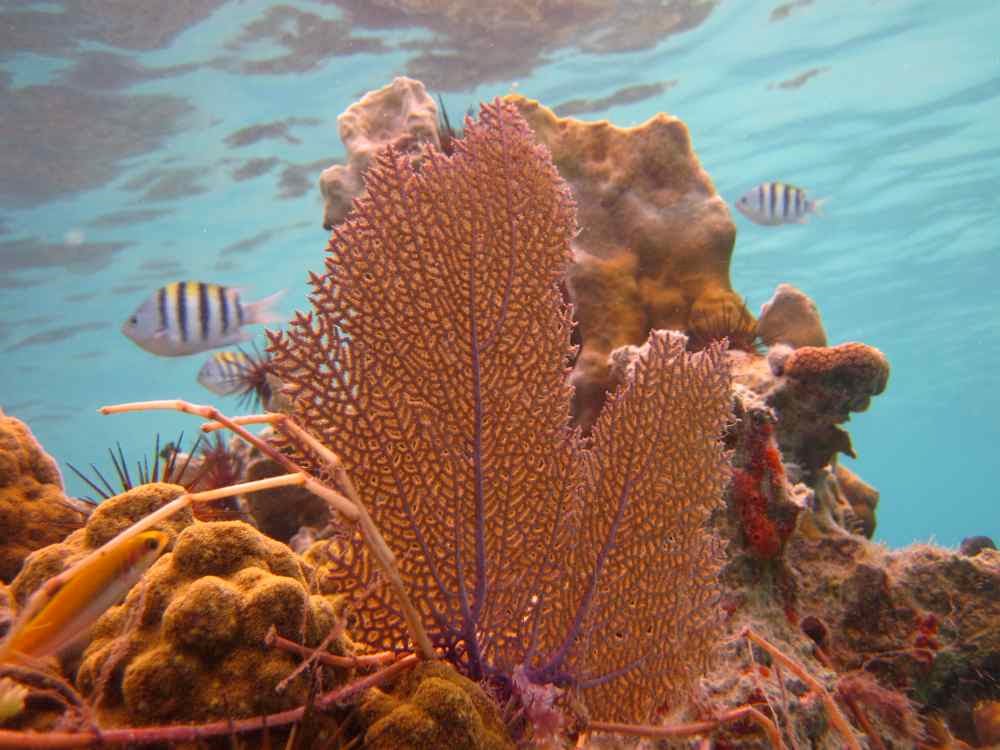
[
  {"left": 122, "top": 281, "right": 284, "bottom": 357},
  {"left": 735, "top": 182, "right": 826, "bottom": 226},
  {"left": 196, "top": 346, "right": 272, "bottom": 409}
]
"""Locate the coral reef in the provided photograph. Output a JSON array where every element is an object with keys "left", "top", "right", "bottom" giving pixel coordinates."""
[
  {"left": 0, "top": 409, "right": 90, "bottom": 583},
  {"left": 756, "top": 282, "right": 827, "bottom": 349},
  {"left": 505, "top": 94, "right": 750, "bottom": 431},
  {"left": 357, "top": 660, "right": 514, "bottom": 750},
  {"left": 319, "top": 76, "right": 440, "bottom": 230},
  {"left": 273, "top": 98, "right": 732, "bottom": 725},
  {"left": 77, "top": 518, "right": 350, "bottom": 729},
  {"left": 3, "top": 84, "right": 995, "bottom": 749}
]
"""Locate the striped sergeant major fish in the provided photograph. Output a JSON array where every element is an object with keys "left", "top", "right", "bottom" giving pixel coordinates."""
[
  {"left": 735, "top": 181, "right": 826, "bottom": 226},
  {"left": 122, "top": 281, "right": 284, "bottom": 357},
  {"left": 196, "top": 346, "right": 272, "bottom": 410}
]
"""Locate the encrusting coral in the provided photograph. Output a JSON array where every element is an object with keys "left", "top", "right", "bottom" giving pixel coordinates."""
[
  {"left": 9, "top": 483, "right": 191, "bottom": 614},
  {"left": 270, "top": 97, "right": 733, "bottom": 726},
  {"left": 0, "top": 409, "right": 90, "bottom": 583},
  {"left": 504, "top": 94, "right": 750, "bottom": 431}
]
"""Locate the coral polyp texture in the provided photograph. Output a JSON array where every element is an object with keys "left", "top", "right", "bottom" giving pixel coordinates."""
[
  {"left": 0, "top": 409, "right": 90, "bottom": 583},
  {"left": 77, "top": 516, "right": 349, "bottom": 729},
  {"left": 271, "top": 98, "right": 732, "bottom": 723},
  {"left": 358, "top": 661, "right": 514, "bottom": 750},
  {"left": 504, "top": 94, "right": 751, "bottom": 430}
]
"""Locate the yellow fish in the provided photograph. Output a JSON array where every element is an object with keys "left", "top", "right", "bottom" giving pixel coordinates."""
[{"left": 0, "top": 530, "right": 168, "bottom": 664}]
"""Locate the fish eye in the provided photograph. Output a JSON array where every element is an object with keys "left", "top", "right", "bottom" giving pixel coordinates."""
[
  {"left": 145, "top": 536, "right": 160, "bottom": 550},
  {"left": 129, "top": 315, "right": 138, "bottom": 325}
]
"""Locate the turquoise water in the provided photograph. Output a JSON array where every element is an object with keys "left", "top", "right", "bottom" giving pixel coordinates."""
[{"left": 1, "top": 0, "right": 997, "bottom": 549}]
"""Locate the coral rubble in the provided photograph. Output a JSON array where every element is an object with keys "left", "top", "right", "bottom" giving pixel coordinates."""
[{"left": 0, "top": 409, "right": 89, "bottom": 583}]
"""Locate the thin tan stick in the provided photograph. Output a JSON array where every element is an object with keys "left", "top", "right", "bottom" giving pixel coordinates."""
[
  {"left": 100, "top": 401, "right": 359, "bottom": 521},
  {"left": 266, "top": 628, "right": 399, "bottom": 670},
  {"left": 201, "top": 414, "right": 279, "bottom": 432},
  {"left": 589, "top": 705, "right": 784, "bottom": 747},
  {"left": 743, "top": 628, "right": 860, "bottom": 750}
]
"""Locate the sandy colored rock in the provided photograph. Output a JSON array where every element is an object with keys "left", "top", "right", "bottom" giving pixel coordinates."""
[
  {"left": 0, "top": 409, "right": 90, "bottom": 583},
  {"left": 319, "top": 77, "right": 441, "bottom": 229},
  {"left": 505, "top": 94, "right": 749, "bottom": 430},
  {"left": 757, "top": 282, "right": 827, "bottom": 348}
]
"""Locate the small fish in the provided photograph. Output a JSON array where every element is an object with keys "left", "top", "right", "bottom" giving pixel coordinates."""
[
  {"left": 197, "top": 347, "right": 272, "bottom": 409},
  {"left": 122, "top": 281, "right": 284, "bottom": 357},
  {"left": 735, "top": 182, "right": 826, "bottom": 226},
  {"left": 0, "top": 531, "right": 168, "bottom": 664}
]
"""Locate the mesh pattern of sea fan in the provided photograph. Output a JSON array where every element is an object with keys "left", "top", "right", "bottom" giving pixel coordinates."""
[{"left": 269, "top": 98, "right": 730, "bottom": 723}]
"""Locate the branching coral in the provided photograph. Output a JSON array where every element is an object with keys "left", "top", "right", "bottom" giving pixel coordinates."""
[{"left": 270, "top": 98, "right": 733, "bottom": 724}]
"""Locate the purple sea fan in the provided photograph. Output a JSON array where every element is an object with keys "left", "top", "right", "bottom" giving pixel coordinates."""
[{"left": 268, "top": 98, "right": 731, "bottom": 724}]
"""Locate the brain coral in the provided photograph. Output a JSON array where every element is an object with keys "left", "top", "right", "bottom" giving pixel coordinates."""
[
  {"left": 358, "top": 660, "right": 514, "bottom": 750},
  {"left": 0, "top": 409, "right": 90, "bottom": 583},
  {"left": 505, "top": 94, "right": 749, "bottom": 429},
  {"left": 77, "top": 519, "right": 350, "bottom": 729}
]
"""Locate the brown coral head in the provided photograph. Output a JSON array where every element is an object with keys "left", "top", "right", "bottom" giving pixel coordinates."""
[{"left": 783, "top": 341, "right": 890, "bottom": 412}]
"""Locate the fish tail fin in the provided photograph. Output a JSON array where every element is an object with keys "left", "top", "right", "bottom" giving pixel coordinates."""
[
  {"left": 245, "top": 289, "right": 287, "bottom": 326},
  {"left": 810, "top": 197, "right": 828, "bottom": 216}
]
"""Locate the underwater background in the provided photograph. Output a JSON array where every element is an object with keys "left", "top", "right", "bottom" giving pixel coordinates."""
[{"left": 0, "top": 0, "right": 996, "bottom": 550}]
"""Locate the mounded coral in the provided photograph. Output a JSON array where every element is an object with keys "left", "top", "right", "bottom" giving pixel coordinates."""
[
  {"left": 505, "top": 94, "right": 750, "bottom": 430},
  {"left": 358, "top": 660, "right": 515, "bottom": 750},
  {"left": 0, "top": 408, "right": 90, "bottom": 583},
  {"left": 77, "top": 519, "right": 351, "bottom": 729},
  {"left": 319, "top": 77, "right": 441, "bottom": 230}
]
